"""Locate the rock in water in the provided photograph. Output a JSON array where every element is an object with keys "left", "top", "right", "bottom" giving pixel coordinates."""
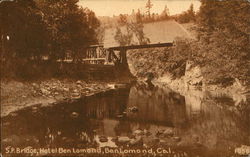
[
  {"left": 173, "top": 136, "right": 181, "bottom": 142},
  {"left": 70, "top": 112, "right": 79, "bottom": 118},
  {"left": 128, "top": 106, "right": 139, "bottom": 112},
  {"left": 116, "top": 114, "right": 124, "bottom": 118},
  {"left": 184, "top": 60, "right": 203, "bottom": 86},
  {"left": 131, "top": 106, "right": 139, "bottom": 112},
  {"left": 118, "top": 137, "right": 130, "bottom": 144},
  {"left": 32, "top": 106, "right": 39, "bottom": 113},
  {"left": 99, "top": 136, "right": 108, "bottom": 143}
]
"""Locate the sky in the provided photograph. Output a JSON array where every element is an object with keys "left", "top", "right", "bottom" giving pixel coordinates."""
[{"left": 78, "top": 0, "right": 201, "bottom": 17}]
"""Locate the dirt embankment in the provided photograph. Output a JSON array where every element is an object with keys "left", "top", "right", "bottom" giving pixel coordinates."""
[{"left": 0, "top": 79, "right": 131, "bottom": 117}]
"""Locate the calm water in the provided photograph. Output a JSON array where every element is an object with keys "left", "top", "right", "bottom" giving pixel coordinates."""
[{"left": 2, "top": 82, "right": 250, "bottom": 157}]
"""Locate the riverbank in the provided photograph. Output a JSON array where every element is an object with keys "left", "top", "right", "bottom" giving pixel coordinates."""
[
  {"left": 127, "top": 46, "right": 250, "bottom": 107},
  {"left": 155, "top": 74, "right": 249, "bottom": 107},
  {"left": 0, "top": 78, "right": 132, "bottom": 117},
  {"left": 1, "top": 73, "right": 248, "bottom": 118}
]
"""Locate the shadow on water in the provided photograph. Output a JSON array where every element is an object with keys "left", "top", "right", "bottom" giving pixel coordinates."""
[{"left": 2, "top": 82, "right": 250, "bottom": 157}]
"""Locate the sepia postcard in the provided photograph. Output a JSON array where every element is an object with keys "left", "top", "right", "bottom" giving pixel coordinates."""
[{"left": 0, "top": 0, "right": 250, "bottom": 157}]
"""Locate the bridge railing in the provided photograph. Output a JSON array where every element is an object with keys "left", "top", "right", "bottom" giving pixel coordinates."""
[{"left": 83, "top": 45, "right": 106, "bottom": 64}]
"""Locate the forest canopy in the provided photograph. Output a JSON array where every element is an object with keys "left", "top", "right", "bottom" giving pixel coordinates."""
[
  {"left": 194, "top": 0, "right": 250, "bottom": 84},
  {"left": 0, "top": 0, "right": 100, "bottom": 63}
]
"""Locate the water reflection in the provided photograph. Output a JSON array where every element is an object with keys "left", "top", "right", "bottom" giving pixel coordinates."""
[
  {"left": 128, "top": 83, "right": 187, "bottom": 126},
  {"left": 2, "top": 83, "right": 250, "bottom": 157}
]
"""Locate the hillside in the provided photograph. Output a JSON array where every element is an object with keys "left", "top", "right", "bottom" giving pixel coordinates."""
[{"left": 103, "top": 20, "right": 195, "bottom": 48}]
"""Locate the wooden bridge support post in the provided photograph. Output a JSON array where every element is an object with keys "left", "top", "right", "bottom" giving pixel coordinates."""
[
  {"left": 106, "top": 48, "right": 129, "bottom": 68},
  {"left": 116, "top": 48, "right": 134, "bottom": 80},
  {"left": 120, "top": 48, "right": 128, "bottom": 66}
]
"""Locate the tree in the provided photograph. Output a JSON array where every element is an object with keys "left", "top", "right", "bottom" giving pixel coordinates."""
[
  {"left": 160, "top": 5, "right": 170, "bottom": 20},
  {"left": 114, "top": 27, "right": 133, "bottom": 46},
  {"left": 0, "top": 0, "right": 48, "bottom": 62},
  {"left": 176, "top": 3, "right": 196, "bottom": 23},
  {"left": 136, "top": 9, "right": 143, "bottom": 23},
  {"left": 195, "top": 0, "right": 250, "bottom": 84},
  {"left": 145, "top": 0, "right": 153, "bottom": 18},
  {"left": 0, "top": 0, "right": 101, "bottom": 78},
  {"left": 36, "top": 0, "right": 100, "bottom": 62},
  {"left": 115, "top": 15, "right": 133, "bottom": 46},
  {"left": 187, "top": 3, "right": 195, "bottom": 21},
  {"left": 114, "top": 14, "right": 150, "bottom": 46}
]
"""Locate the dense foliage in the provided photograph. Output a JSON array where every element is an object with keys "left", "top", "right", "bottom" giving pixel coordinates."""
[
  {"left": 0, "top": 0, "right": 48, "bottom": 61},
  {"left": 174, "top": 0, "right": 250, "bottom": 85},
  {"left": 194, "top": 0, "right": 250, "bottom": 85},
  {"left": 0, "top": 0, "right": 100, "bottom": 78},
  {"left": 172, "top": 0, "right": 250, "bottom": 85},
  {"left": 36, "top": 0, "right": 100, "bottom": 61},
  {"left": 127, "top": 40, "right": 192, "bottom": 79},
  {"left": 129, "top": 0, "right": 250, "bottom": 86},
  {"left": 175, "top": 4, "right": 196, "bottom": 23}
]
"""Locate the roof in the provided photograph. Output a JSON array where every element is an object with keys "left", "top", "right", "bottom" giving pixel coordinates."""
[{"left": 103, "top": 20, "right": 193, "bottom": 48}]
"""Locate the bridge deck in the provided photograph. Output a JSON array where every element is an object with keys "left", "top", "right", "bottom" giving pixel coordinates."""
[
  {"left": 82, "top": 42, "right": 174, "bottom": 65},
  {"left": 108, "top": 42, "right": 173, "bottom": 51}
]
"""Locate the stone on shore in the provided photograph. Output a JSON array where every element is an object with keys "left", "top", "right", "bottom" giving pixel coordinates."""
[{"left": 129, "top": 136, "right": 143, "bottom": 146}]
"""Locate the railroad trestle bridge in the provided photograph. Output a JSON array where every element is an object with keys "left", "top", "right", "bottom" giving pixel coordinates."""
[{"left": 83, "top": 43, "right": 173, "bottom": 67}]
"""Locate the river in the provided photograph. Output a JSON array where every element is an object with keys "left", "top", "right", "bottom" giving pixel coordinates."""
[{"left": 2, "top": 82, "right": 250, "bottom": 157}]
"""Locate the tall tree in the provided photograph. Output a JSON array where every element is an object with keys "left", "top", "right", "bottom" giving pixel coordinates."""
[
  {"left": 161, "top": 5, "right": 170, "bottom": 20},
  {"left": 0, "top": 0, "right": 48, "bottom": 62},
  {"left": 115, "top": 14, "right": 149, "bottom": 46},
  {"left": 177, "top": 3, "right": 196, "bottom": 23},
  {"left": 36, "top": 0, "right": 100, "bottom": 62},
  {"left": 136, "top": 9, "right": 142, "bottom": 23},
  {"left": 115, "top": 15, "right": 133, "bottom": 46},
  {"left": 145, "top": 0, "right": 153, "bottom": 18},
  {"left": 187, "top": 3, "right": 195, "bottom": 21}
]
